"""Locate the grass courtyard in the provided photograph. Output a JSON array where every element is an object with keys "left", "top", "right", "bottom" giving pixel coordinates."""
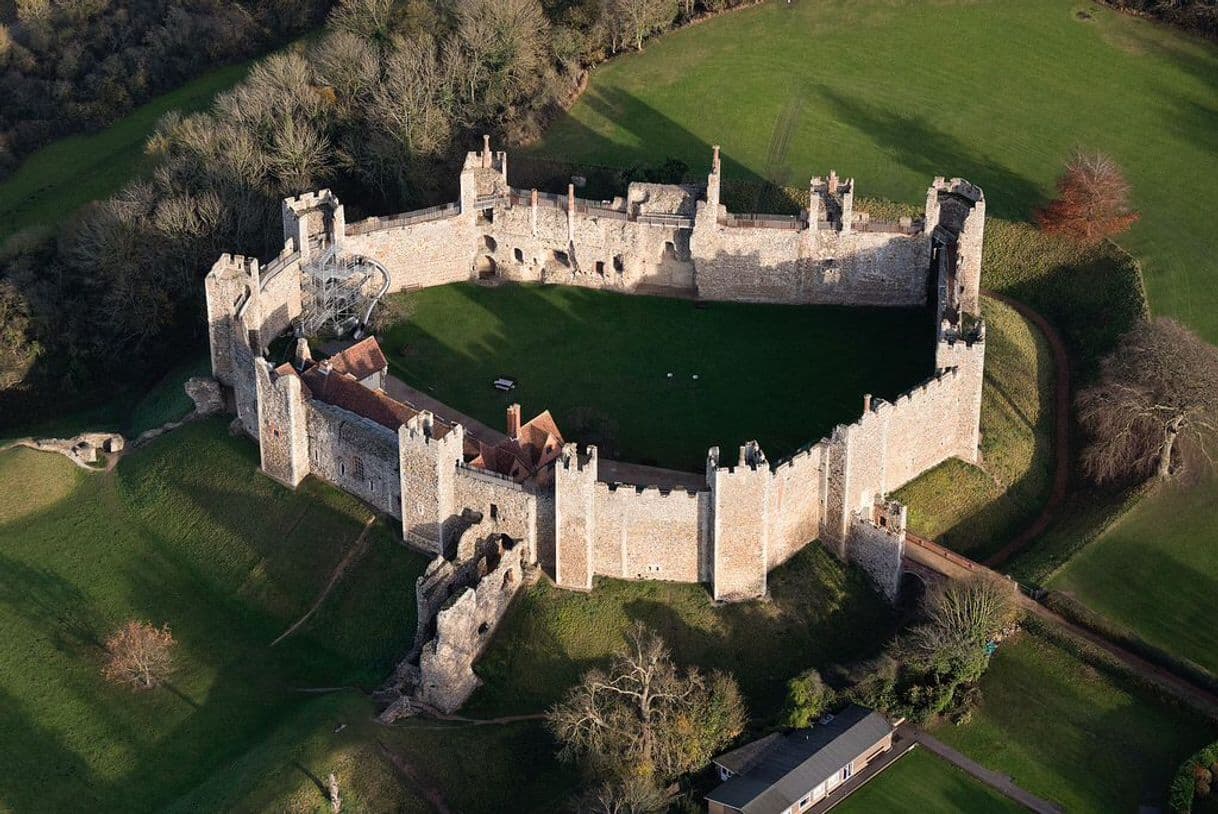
[
  {"left": 380, "top": 282, "right": 934, "bottom": 472},
  {"left": 1048, "top": 477, "right": 1218, "bottom": 677},
  {"left": 834, "top": 747, "right": 1025, "bottom": 814},
  {"left": 0, "top": 420, "right": 429, "bottom": 812},
  {"left": 532, "top": 0, "right": 1218, "bottom": 344}
]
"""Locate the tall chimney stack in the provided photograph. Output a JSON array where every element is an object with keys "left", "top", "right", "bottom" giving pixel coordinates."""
[{"left": 506, "top": 403, "right": 522, "bottom": 437}]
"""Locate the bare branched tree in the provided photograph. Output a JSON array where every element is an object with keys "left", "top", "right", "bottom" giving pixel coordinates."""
[
  {"left": 101, "top": 621, "right": 176, "bottom": 690},
  {"left": 906, "top": 575, "right": 1020, "bottom": 677},
  {"left": 606, "top": 0, "right": 678, "bottom": 52},
  {"left": 1078, "top": 318, "right": 1218, "bottom": 484},
  {"left": 572, "top": 774, "right": 674, "bottom": 814},
  {"left": 548, "top": 622, "right": 746, "bottom": 780},
  {"left": 1036, "top": 150, "right": 1139, "bottom": 243}
]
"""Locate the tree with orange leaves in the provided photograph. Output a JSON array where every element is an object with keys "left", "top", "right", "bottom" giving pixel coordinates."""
[{"left": 1036, "top": 151, "right": 1139, "bottom": 243}]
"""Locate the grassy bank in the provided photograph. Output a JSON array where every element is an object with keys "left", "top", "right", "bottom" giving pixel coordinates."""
[
  {"left": 1049, "top": 477, "right": 1218, "bottom": 677},
  {"left": 0, "top": 420, "right": 427, "bottom": 811},
  {"left": 893, "top": 296, "right": 1053, "bottom": 559},
  {"left": 467, "top": 544, "right": 895, "bottom": 720}
]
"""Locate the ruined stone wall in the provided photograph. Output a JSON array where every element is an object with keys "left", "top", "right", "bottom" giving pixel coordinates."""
[
  {"left": 452, "top": 464, "right": 538, "bottom": 564},
  {"left": 768, "top": 442, "right": 827, "bottom": 568},
  {"left": 305, "top": 400, "right": 402, "bottom": 518},
  {"left": 846, "top": 503, "right": 907, "bottom": 601},
  {"left": 690, "top": 210, "right": 930, "bottom": 306},
  {"left": 487, "top": 195, "right": 693, "bottom": 292},
  {"left": 415, "top": 540, "right": 524, "bottom": 713},
  {"left": 255, "top": 245, "right": 304, "bottom": 342}
]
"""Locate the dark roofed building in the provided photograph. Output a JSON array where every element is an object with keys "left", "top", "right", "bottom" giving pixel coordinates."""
[{"left": 706, "top": 706, "right": 893, "bottom": 814}]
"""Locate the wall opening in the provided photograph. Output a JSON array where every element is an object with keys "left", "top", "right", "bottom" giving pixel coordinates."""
[
  {"left": 613, "top": 254, "right": 625, "bottom": 273},
  {"left": 661, "top": 242, "right": 678, "bottom": 263},
  {"left": 477, "top": 208, "right": 494, "bottom": 226},
  {"left": 490, "top": 503, "right": 499, "bottom": 521},
  {"left": 475, "top": 255, "right": 497, "bottom": 279},
  {"left": 594, "top": 260, "right": 605, "bottom": 276},
  {"left": 549, "top": 249, "right": 571, "bottom": 268},
  {"left": 513, "top": 247, "right": 524, "bottom": 263},
  {"left": 482, "top": 234, "right": 498, "bottom": 252}
]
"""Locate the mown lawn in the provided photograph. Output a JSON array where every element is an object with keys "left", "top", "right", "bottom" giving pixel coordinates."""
[
  {"left": 834, "top": 747, "right": 1025, "bottom": 814},
  {"left": 0, "top": 420, "right": 427, "bottom": 813},
  {"left": 467, "top": 544, "right": 896, "bottom": 720},
  {"left": 893, "top": 296, "right": 1053, "bottom": 560},
  {"left": 531, "top": 0, "right": 1218, "bottom": 343},
  {"left": 1049, "top": 477, "right": 1218, "bottom": 677},
  {"left": 0, "top": 63, "right": 251, "bottom": 246},
  {"left": 380, "top": 282, "right": 934, "bottom": 472},
  {"left": 937, "top": 628, "right": 1216, "bottom": 813}
]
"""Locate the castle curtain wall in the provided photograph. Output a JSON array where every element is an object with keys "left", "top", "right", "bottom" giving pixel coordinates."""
[{"left": 204, "top": 143, "right": 987, "bottom": 603}]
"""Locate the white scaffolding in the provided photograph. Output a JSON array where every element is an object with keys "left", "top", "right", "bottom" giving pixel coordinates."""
[{"left": 300, "top": 245, "right": 390, "bottom": 337}]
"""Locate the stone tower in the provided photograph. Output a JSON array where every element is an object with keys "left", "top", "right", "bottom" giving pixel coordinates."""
[
  {"left": 254, "top": 358, "right": 309, "bottom": 488},
  {"left": 554, "top": 443, "right": 597, "bottom": 591},
  {"left": 707, "top": 441, "right": 770, "bottom": 600},
  {"left": 283, "top": 189, "right": 345, "bottom": 262},
  {"left": 398, "top": 412, "right": 465, "bottom": 555}
]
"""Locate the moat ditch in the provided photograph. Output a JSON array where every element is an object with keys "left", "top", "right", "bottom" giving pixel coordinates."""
[{"left": 374, "top": 282, "right": 936, "bottom": 473}]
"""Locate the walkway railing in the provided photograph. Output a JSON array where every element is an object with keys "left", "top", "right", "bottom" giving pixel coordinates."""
[{"left": 346, "top": 203, "right": 460, "bottom": 236}]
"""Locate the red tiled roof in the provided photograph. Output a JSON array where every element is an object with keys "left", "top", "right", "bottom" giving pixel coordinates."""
[
  {"left": 300, "top": 366, "right": 417, "bottom": 431},
  {"left": 471, "top": 409, "right": 564, "bottom": 481},
  {"left": 328, "top": 337, "right": 388, "bottom": 382}
]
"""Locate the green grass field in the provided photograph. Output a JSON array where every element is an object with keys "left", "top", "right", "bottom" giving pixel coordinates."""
[
  {"left": 1049, "top": 477, "right": 1218, "bottom": 677},
  {"left": 834, "top": 747, "right": 1025, "bottom": 814},
  {"left": 532, "top": 0, "right": 1218, "bottom": 342},
  {"left": 467, "top": 544, "right": 894, "bottom": 720},
  {"left": 938, "top": 628, "right": 1216, "bottom": 813},
  {"left": 893, "top": 296, "right": 1053, "bottom": 559},
  {"left": 380, "top": 282, "right": 934, "bottom": 472},
  {"left": 0, "top": 420, "right": 428, "bottom": 812},
  {"left": 0, "top": 62, "right": 250, "bottom": 246}
]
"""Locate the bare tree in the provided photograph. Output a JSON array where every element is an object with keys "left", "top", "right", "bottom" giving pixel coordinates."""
[
  {"left": 1078, "top": 318, "right": 1218, "bottom": 484},
  {"left": 573, "top": 775, "right": 674, "bottom": 814},
  {"left": 906, "top": 574, "right": 1020, "bottom": 677},
  {"left": 548, "top": 622, "right": 746, "bottom": 780},
  {"left": 1036, "top": 150, "right": 1139, "bottom": 243},
  {"left": 102, "top": 621, "right": 176, "bottom": 690},
  {"left": 606, "top": 0, "right": 678, "bottom": 52}
]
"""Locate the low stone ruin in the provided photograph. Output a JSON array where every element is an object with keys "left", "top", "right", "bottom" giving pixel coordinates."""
[{"left": 377, "top": 513, "right": 526, "bottom": 721}]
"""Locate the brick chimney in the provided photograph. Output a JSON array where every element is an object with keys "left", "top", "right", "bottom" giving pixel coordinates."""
[{"left": 506, "top": 403, "right": 522, "bottom": 437}]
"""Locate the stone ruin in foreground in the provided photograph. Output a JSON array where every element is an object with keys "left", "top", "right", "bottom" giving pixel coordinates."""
[{"left": 204, "top": 138, "right": 986, "bottom": 712}]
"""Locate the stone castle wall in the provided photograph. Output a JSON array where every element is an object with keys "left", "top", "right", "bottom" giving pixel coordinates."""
[{"left": 203, "top": 138, "right": 988, "bottom": 604}]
